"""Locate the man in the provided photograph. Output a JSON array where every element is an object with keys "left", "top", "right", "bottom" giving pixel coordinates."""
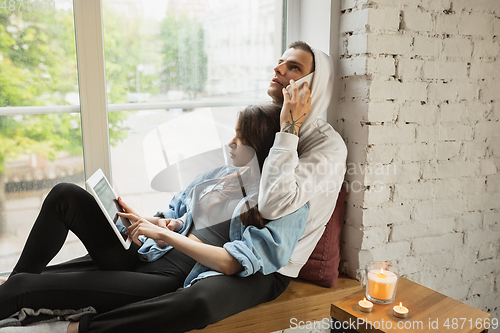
[
  {"left": 259, "top": 41, "right": 347, "bottom": 279},
  {"left": 72, "top": 41, "right": 347, "bottom": 333}
]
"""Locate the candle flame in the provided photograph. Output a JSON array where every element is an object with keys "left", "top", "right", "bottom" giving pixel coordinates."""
[
  {"left": 363, "top": 297, "right": 367, "bottom": 302},
  {"left": 399, "top": 302, "right": 403, "bottom": 307},
  {"left": 376, "top": 268, "right": 387, "bottom": 278}
]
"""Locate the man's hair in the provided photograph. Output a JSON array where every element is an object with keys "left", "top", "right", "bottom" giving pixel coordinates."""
[{"left": 288, "top": 41, "right": 315, "bottom": 72}]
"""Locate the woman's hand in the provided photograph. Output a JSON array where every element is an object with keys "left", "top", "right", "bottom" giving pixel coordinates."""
[
  {"left": 117, "top": 197, "right": 139, "bottom": 216},
  {"left": 119, "top": 197, "right": 179, "bottom": 230},
  {"left": 280, "top": 79, "right": 311, "bottom": 136},
  {"left": 121, "top": 212, "right": 242, "bottom": 275},
  {"left": 160, "top": 218, "right": 184, "bottom": 232},
  {"left": 119, "top": 212, "right": 169, "bottom": 247}
]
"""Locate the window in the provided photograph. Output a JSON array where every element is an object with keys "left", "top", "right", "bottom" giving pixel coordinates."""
[
  {"left": 0, "top": 0, "right": 283, "bottom": 273},
  {"left": 0, "top": 0, "right": 86, "bottom": 272}
]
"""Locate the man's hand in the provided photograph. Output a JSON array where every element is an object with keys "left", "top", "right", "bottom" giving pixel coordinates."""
[{"left": 280, "top": 79, "right": 311, "bottom": 136}]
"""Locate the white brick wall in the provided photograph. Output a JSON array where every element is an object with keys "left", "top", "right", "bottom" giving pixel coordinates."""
[
  {"left": 442, "top": 37, "right": 473, "bottom": 58},
  {"left": 403, "top": 10, "right": 433, "bottom": 32},
  {"left": 413, "top": 36, "right": 441, "bottom": 57},
  {"left": 337, "top": 0, "right": 500, "bottom": 327}
]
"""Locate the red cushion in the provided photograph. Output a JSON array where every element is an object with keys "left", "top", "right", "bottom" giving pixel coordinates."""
[{"left": 298, "top": 187, "right": 347, "bottom": 288}]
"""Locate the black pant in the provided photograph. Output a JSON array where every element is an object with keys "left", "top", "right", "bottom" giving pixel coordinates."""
[
  {"left": 79, "top": 271, "right": 291, "bottom": 333},
  {"left": 0, "top": 183, "right": 196, "bottom": 318}
]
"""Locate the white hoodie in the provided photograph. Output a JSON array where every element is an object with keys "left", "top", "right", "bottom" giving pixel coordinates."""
[{"left": 258, "top": 49, "right": 348, "bottom": 277}]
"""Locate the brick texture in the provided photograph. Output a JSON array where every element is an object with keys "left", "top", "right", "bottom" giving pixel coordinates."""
[{"left": 337, "top": 0, "right": 500, "bottom": 323}]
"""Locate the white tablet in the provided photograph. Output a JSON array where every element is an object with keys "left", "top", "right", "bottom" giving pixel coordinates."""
[{"left": 86, "top": 169, "right": 132, "bottom": 249}]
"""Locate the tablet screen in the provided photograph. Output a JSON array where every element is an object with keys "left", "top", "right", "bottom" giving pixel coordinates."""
[{"left": 94, "top": 178, "right": 130, "bottom": 241}]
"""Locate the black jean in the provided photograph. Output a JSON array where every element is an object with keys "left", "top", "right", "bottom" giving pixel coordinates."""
[{"left": 0, "top": 183, "right": 195, "bottom": 319}]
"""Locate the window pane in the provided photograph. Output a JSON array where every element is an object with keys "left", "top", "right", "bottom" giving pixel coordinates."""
[
  {"left": 102, "top": 0, "right": 278, "bottom": 213},
  {"left": 0, "top": 1, "right": 86, "bottom": 273},
  {"left": 0, "top": 1, "right": 78, "bottom": 107}
]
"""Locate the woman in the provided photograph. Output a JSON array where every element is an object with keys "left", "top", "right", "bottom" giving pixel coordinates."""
[{"left": 0, "top": 103, "right": 309, "bottom": 332}]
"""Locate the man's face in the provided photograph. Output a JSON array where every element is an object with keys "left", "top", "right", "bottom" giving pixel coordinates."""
[{"left": 267, "top": 48, "right": 314, "bottom": 103}]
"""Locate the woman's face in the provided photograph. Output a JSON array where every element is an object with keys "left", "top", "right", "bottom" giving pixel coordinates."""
[{"left": 228, "top": 126, "right": 255, "bottom": 167}]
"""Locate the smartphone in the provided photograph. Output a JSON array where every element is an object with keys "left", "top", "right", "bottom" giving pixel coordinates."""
[{"left": 286, "top": 72, "right": 314, "bottom": 95}]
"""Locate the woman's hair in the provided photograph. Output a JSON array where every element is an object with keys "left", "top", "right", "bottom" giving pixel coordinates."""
[
  {"left": 203, "top": 103, "right": 281, "bottom": 229},
  {"left": 237, "top": 104, "right": 281, "bottom": 172}
]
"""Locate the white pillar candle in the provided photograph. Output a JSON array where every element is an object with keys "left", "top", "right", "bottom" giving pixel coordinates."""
[{"left": 367, "top": 269, "right": 398, "bottom": 301}]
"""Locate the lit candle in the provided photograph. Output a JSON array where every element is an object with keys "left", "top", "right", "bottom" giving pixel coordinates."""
[
  {"left": 393, "top": 302, "right": 409, "bottom": 318},
  {"left": 358, "top": 297, "right": 373, "bottom": 313},
  {"left": 366, "top": 268, "right": 398, "bottom": 301}
]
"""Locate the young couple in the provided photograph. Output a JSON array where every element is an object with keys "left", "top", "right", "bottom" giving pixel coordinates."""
[{"left": 0, "top": 41, "right": 347, "bottom": 333}]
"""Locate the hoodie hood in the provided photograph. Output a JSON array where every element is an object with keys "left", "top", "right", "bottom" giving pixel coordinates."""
[{"left": 299, "top": 49, "right": 334, "bottom": 134}]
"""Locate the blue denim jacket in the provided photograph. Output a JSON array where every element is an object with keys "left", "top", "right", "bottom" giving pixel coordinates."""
[{"left": 138, "top": 165, "right": 309, "bottom": 287}]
